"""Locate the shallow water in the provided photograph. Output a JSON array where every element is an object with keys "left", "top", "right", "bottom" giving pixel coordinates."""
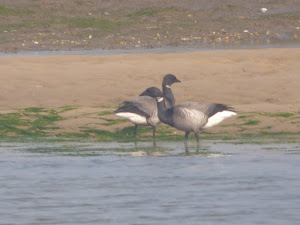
[
  {"left": 1, "top": 140, "right": 300, "bottom": 225},
  {"left": 1, "top": 41, "right": 300, "bottom": 57}
]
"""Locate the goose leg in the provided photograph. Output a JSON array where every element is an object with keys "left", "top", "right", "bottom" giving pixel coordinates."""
[
  {"left": 184, "top": 132, "right": 190, "bottom": 153},
  {"left": 133, "top": 124, "right": 138, "bottom": 137},
  {"left": 195, "top": 132, "right": 200, "bottom": 148},
  {"left": 152, "top": 126, "right": 156, "bottom": 137},
  {"left": 185, "top": 132, "right": 190, "bottom": 143},
  {"left": 153, "top": 139, "right": 157, "bottom": 150}
]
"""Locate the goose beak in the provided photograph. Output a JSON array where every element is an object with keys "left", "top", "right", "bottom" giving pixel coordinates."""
[{"left": 175, "top": 78, "right": 181, "bottom": 83}]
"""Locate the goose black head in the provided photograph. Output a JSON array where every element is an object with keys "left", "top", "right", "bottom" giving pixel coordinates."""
[
  {"left": 139, "top": 86, "right": 163, "bottom": 98},
  {"left": 162, "top": 74, "right": 181, "bottom": 87}
]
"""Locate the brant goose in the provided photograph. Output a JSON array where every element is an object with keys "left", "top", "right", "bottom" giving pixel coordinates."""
[
  {"left": 114, "top": 74, "right": 180, "bottom": 137},
  {"left": 147, "top": 88, "right": 237, "bottom": 145}
]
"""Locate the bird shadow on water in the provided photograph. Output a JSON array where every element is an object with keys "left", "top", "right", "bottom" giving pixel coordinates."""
[
  {"left": 132, "top": 140, "right": 220, "bottom": 157},
  {"left": 183, "top": 142, "right": 216, "bottom": 157},
  {"left": 2, "top": 138, "right": 227, "bottom": 158}
]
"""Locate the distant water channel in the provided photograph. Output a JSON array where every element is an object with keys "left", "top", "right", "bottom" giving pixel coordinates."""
[
  {"left": 1, "top": 140, "right": 300, "bottom": 225},
  {"left": 1, "top": 41, "right": 300, "bottom": 57}
]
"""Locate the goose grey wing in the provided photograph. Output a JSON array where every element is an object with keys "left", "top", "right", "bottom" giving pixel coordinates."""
[
  {"left": 176, "top": 102, "right": 234, "bottom": 117},
  {"left": 174, "top": 103, "right": 208, "bottom": 120},
  {"left": 114, "top": 96, "right": 156, "bottom": 118},
  {"left": 204, "top": 103, "right": 235, "bottom": 117},
  {"left": 133, "top": 96, "right": 157, "bottom": 116},
  {"left": 174, "top": 102, "right": 236, "bottom": 130}
]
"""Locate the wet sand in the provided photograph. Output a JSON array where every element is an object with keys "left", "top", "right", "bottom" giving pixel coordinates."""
[{"left": 0, "top": 48, "right": 300, "bottom": 134}]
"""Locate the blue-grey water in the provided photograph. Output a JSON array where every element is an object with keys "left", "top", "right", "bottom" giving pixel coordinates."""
[
  {"left": 1, "top": 42, "right": 300, "bottom": 57},
  {"left": 1, "top": 140, "right": 300, "bottom": 225}
]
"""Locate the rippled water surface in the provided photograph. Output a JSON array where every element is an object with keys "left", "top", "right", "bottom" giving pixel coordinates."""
[{"left": 1, "top": 140, "right": 300, "bottom": 225}]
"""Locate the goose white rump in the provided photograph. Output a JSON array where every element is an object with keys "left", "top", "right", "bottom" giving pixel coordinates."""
[{"left": 203, "top": 110, "right": 237, "bottom": 129}]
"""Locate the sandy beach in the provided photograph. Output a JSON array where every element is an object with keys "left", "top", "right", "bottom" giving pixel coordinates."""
[
  {"left": 1, "top": 48, "right": 300, "bottom": 111},
  {"left": 1, "top": 48, "right": 300, "bottom": 136}
]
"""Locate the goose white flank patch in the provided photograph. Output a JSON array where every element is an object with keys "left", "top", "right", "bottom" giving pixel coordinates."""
[
  {"left": 114, "top": 112, "right": 147, "bottom": 125},
  {"left": 203, "top": 110, "right": 237, "bottom": 129}
]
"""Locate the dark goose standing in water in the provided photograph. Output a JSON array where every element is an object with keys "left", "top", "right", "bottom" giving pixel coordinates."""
[
  {"left": 114, "top": 74, "right": 181, "bottom": 137},
  {"left": 142, "top": 88, "right": 237, "bottom": 145}
]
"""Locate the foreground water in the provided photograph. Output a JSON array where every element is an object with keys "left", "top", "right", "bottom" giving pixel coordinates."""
[{"left": 0, "top": 140, "right": 300, "bottom": 225}]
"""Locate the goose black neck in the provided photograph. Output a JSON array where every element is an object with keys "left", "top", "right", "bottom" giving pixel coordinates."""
[
  {"left": 162, "top": 85, "right": 175, "bottom": 107},
  {"left": 156, "top": 99, "right": 174, "bottom": 127}
]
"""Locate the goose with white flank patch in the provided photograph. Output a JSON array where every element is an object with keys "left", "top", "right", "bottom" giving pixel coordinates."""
[
  {"left": 142, "top": 88, "right": 237, "bottom": 145},
  {"left": 114, "top": 74, "right": 181, "bottom": 137}
]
